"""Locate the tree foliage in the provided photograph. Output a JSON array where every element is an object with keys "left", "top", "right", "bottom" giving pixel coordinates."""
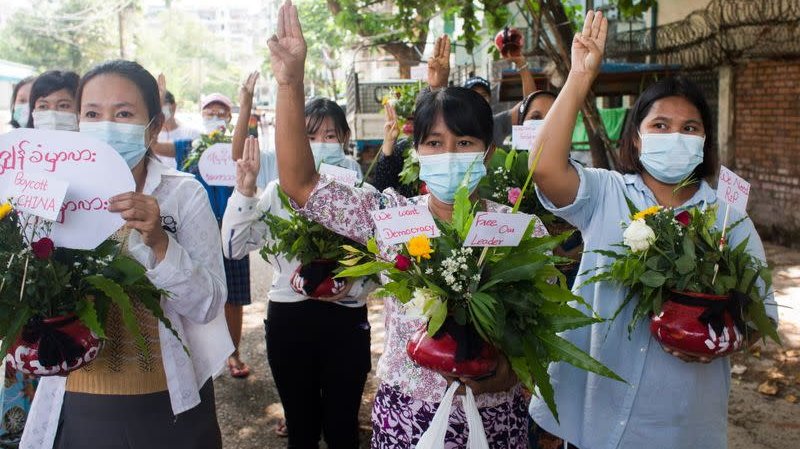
[{"left": 0, "top": 0, "right": 119, "bottom": 72}]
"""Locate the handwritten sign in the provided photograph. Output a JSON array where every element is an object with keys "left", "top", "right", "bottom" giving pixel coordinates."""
[
  {"left": 371, "top": 204, "right": 440, "bottom": 245},
  {"left": 319, "top": 163, "right": 359, "bottom": 186},
  {"left": 511, "top": 120, "right": 543, "bottom": 150},
  {"left": 463, "top": 212, "right": 533, "bottom": 247},
  {"left": 198, "top": 143, "right": 235, "bottom": 186},
  {"left": 1, "top": 170, "right": 68, "bottom": 221},
  {"left": 717, "top": 165, "right": 751, "bottom": 212},
  {"left": 0, "top": 128, "right": 134, "bottom": 249}
]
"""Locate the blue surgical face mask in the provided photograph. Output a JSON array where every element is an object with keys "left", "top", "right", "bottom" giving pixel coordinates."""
[
  {"left": 310, "top": 142, "right": 345, "bottom": 167},
  {"left": 418, "top": 151, "right": 487, "bottom": 204},
  {"left": 13, "top": 104, "right": 29, "bottom": 127},
  {"left": 639, "top": 132, "right": 705, "bottom": 184},
  {"left": 80, "top": 120, "right": 149, "bottom": 169}
]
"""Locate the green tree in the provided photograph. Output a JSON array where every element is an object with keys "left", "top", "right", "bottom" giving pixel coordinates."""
[
  {"left": 0, "top": 0, "right": 119, "bottom": 72},
  {"left": 134, "top": 8, "right": 243, "bottom": 107},
  {"left": 326, "top": 0, "right": 510, "bottom": 78}
]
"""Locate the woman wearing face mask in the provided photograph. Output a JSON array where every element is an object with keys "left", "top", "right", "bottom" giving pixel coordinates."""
[
  {"left": 26, "top": 70, "right": 80, "bottom": 131},
  {"left": 10, "top": 76, "right": 35, "bottom": 129},
  {"left": 221, "top": 107, "right": 370, "bottom": 448},
  {"left": 20, "top": 60, "right": 232, "bottom": 449},
  {"left": 527, "top": 12, "right": 775, "bottom": 449},
  {"left": 266, "top": 3, "right": 543, "bottom": 446}
]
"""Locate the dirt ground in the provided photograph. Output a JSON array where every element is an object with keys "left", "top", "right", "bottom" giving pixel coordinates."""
[{"left": 215, "top": 243, "right": 800, "bottom": 449}]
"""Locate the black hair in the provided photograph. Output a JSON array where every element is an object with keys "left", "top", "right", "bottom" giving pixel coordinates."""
[
  {"left": 413, "top": 87, "right": 494, "bottom": 148},
  {"left": 618, "top": 76, "right": 717, "bottom": 180},
  {"left": 164, "top": 90, "right": 175, "bottom": 105},
  {"left": 10, "top": 76, "right": 36, "bottom": 128},
  {"left": 463, "top": 76, "right": 491, "bottom": 94},
  {"left": 304, "top": 97, "right": 350, "bottom": 143},
  {"left": 27, "top": 70, "right": 80, "bottom": 128},
  {"left": 77, "top": 60, "right": 161, "bottom": 123},
  {"left": 517, "top": 90, "right": 557, "bottom": 125}
]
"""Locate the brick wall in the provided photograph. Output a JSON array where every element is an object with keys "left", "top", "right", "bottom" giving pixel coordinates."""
[{"left": 734, "top": 60, "right": 800, "bottom": 248}]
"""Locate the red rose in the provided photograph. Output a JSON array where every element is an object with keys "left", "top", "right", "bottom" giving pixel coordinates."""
[
  {"left": 31, "top": 238, "right": 55, "bottom": 260},
  {"left": 402, "top": 121, "right": 414, "bottom": 136},
  {"left": 675, "top": 211, "right": 691, "bottom": 227},
  {"left": 394, "top": 254, "right": 412, "bottom": 271},
  {"left": 419, "top": 182, "right": 429, "bottom": 195}
]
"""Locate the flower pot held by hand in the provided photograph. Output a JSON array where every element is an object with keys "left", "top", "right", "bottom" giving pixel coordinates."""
[
  {"left": 5, "top": 314, "right": 102, "bottom": 376},
  {"left": 290, "top": 260, "right": 348, "bottom": 299},
  {"left": 407, "top": 317, "right": 499, "bottom": 379},
  {"left": 650, "top": 291, "right": 745, "bottom": 358}
]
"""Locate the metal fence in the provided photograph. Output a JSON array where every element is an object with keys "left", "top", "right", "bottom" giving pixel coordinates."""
[{"left": 607, "top": 0, "right": 800, "bottom": 69}]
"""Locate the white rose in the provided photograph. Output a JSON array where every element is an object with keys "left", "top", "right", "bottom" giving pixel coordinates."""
[
  {"left": 406, "top": 288, "right": 440, "bottom": 317},
  {"left": 623, "top": 219, "right": 656, "bottom": 252}
]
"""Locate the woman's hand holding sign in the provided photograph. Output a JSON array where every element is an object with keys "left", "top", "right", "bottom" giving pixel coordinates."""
[{"left": 109, "top": 192, "right": 169, "bottom": 262}]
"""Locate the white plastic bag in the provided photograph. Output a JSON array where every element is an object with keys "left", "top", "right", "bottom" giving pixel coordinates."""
[{"left": 415, "top": 381, "right": 489, "bottom": 449}]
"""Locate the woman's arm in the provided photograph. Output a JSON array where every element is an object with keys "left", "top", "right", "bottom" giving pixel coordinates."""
[
  {"left": 506, "top": 54, "right": 535, "bottom": 125},
  {"left": 529, "top": 11, "right": 607, "bottom": 208},
  {"left": 267, "top": 0, "right": 318, "bottom": 207},
  {"left": 223, "top": 136, "right": 269, "bottom": 259},
  {"left": 231, "top": 71, "right": 259, "bottom": 161}
]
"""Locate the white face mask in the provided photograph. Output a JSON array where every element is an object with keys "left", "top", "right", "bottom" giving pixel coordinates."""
[
  {"left": 163, "top": 106, "right": 173, "bottom": 121},
  {"left": 80, "top": 120, "right": 149, "bottom": 169},
  {"left": 523, "top": 119, "right": 544, "bottom": 130},
  {"left": 32, "top": 110, "right": 79, "bottom": 131},
  {"left": 639, "top": 132, "right": 705, "bottom": 184},
  {"left": 13, "top": 104, "right": 29, "bottom": 127},
  {"left": 203, "top": 118, "right": 227, "bottom": 133}
]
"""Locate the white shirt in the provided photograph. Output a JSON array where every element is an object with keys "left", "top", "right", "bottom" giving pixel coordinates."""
[
  {"left": 157, "top": 123, "right": 201, "bottom": 168},
  {"left": 21, "top": 158, "right": 233, "bottom": 449},
  {"left": 222, "top": 182, "right": 374, "bottom": 308}
]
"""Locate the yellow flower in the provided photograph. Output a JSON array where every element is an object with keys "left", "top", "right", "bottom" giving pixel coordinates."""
[
  {"left": 0, "top": 202, "right": 12, "bottom": 220},
  {"left": 632, "top": 205, "right": 662, "bottom": 221},
  {"left": 209, "top": 129, "right": 220, "bottom": 139},
  {"left": 407, "top": 235, "right": 434, "bottom": 262}
]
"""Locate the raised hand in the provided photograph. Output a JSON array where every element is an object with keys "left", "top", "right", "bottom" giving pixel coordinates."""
[
  {"left": 427, "top": 35, "right": 451, "bottom": 89},
  {"left": 157, "top": 73, "right": 167, "bottom": 105},
  {"left": 267, "top": 0, "right": 307, "bottom": 87},
  {"left": 239, "top": 71, "right": 260, "bottom": 106},
  {"left": 236, "top": 136, "right": 261, "bottom": 197},
  {"left": 571, "top": 10, "right": 608, "bottom": 78},
  {"left": 382, "top": 102, "right": 400, "bottom": 156}
]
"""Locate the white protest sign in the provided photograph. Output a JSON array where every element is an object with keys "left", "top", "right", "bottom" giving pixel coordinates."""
[
  {"left": 198, "top": 143, "right": 236, "bottom": 186},
  {"left": 511, "top": 123, "right": 541, "bottom": 151},
  {"left": 463, "top": 212, "right": 533, "bottom": 247},
  {"left": 371, "top": 204, "right": 440, "bottom": 245},
  {"left": 1, "top": 170, "right": 69, "bottom": 221},
  {"left": 717, "top": 165, "right": 751, "bottom": 213},
  {"left": 0, "top": 128, "right": 134, "bottom": 249},
  {"left": 319, "top": 163, "right": 359, "bottom": 186}
]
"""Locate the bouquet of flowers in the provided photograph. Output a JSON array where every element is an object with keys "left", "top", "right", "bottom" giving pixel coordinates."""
[
  {"left": 583, "top": 200, "right": 780, "bottom": 357},
  {"left": 0, "top": 202, "right": 179, "bottom": 376},
  {"left": 336, "top": 183, "right": 621, "bottom": 418},
  {"left": 260, "top": 188, "right": 370, "bottom": 298},
  {"left": 181, "top": 127, "right": 232, "bottom": 171}
]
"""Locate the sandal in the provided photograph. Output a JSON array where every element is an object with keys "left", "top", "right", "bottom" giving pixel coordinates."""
[
  {"left": 274, "top": 419, "right": 288, "bottom": 437},
  {"left": 227, "top": 358, "right": 251, "bottom": 379}
]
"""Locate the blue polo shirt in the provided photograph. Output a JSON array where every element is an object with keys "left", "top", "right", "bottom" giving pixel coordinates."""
[{"left": 530, "top": 161, "right": 776, "bottom": 449}]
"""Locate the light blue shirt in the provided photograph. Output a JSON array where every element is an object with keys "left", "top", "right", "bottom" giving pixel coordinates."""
[{"left": 530, "top": 162, "right": 776, "bottom": 449}]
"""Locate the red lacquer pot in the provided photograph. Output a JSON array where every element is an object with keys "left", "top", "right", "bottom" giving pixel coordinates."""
[
  {"left": 6, "top": 314, "right": 102, "bottom": 376},
  {"left": 407, "top": 318, "right": 499, "bottom": 379},
  {"left": 650, "top": 291, "right": 744, "bottom": 358}
]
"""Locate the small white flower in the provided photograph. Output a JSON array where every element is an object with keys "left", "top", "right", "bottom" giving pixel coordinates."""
[{"left": 623, "top": 219, "right": 656, "bottom": 252}]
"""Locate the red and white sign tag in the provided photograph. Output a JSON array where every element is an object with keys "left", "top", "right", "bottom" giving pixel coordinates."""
[
  {"left": 198, "top": 143, "right": 235, "bottom": 186},
  {"left": 511, "top": 120, "right": 543, "bottom": 150},
  {"left": 319, "top": 163, "right": 359, "bottom": 186},
  {"left": 2, "top": 170, "right": 69, "bottom": 221},
  {"left": 371, "top": 204, "right": 440, "bottom": 246},
  {"left": 717, "top": 165, "right": 751, "bottom": 212},
  {"left": 463, "top": 212, "right": 533, "bottom": 247}
]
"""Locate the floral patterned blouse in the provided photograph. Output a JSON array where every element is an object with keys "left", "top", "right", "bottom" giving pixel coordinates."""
[{"left": 295, "top": 174, "right": 548, "bottom": 407}]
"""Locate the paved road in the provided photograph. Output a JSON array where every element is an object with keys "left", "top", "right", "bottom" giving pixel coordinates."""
[{"left": 215, "top": 246, "right": 800, "bottom": 448}]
